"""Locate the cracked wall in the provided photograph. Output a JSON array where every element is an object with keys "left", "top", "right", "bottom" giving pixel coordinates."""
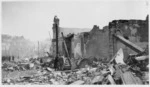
[
  {"left": 72, "top": 25, "right": 110, "bottom": 61},
  {"left": 109, "top": 15, "right": 149, "bottom": 56}
]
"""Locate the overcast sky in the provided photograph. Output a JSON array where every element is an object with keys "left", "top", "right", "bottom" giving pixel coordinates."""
[{"left": 2, "top": 0, "right": 148, "bottom": 41}]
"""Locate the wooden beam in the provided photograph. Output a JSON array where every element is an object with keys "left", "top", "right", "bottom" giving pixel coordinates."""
[
  {"left": 61, "top": 32, "right": 72, "bottom": 68},
  {"left": 114, "top": 35, "right": 144, "bottom": 53}
]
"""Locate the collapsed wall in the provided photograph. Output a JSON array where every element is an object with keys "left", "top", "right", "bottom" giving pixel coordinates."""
[
  {"left": 109, "top": 15, "right": 149, "bottom": 58},
  {"left": 72, "top": 25, "right": 110, "bottom": 61},
  {"left": 52, "top": 16, "right": 148, "bottom": 62},
  {"left": 72, "top": 16, "right": 148, "bottom": 61}
]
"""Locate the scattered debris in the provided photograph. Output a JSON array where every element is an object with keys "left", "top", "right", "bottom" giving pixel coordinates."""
[{"left": 2, "top": 48, "right": 149, "bottom": 85}]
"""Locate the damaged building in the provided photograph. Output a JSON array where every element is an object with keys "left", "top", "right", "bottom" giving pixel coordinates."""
[
  {"left": 2, "top": 16, "right": 149, "bottom": 85},
  {"left": 51, "top": 15, "right": 148, "bottom": 63}
]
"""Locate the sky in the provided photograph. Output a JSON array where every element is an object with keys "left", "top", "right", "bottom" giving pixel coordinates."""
[{"left": 2, "top": 0, "right": 149, "bottom": 41}]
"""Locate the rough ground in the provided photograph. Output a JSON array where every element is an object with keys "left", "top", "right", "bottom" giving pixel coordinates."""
[{"left": 2, "top": 61, "right": 149, "bottom": 85}]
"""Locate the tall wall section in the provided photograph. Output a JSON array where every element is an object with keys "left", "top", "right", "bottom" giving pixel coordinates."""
[{"left": 109, "top": 16, "right": 149, "bottom": 58}]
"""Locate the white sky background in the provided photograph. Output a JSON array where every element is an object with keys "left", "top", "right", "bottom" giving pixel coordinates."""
[{"left": 2, "top": 0, "right": 149, "bottom": 41}]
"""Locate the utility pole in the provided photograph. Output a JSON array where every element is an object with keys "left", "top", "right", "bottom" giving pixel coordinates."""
[
  {"left": 53, "top": 16, "right": 59, "bottom": 70},
  {"left": 56, "top": 22, "right": 59, "bottom": 58},
  {"left": 53, "top": 16, "right": 59, "bottom": 59},
  {"left": 38, "top": 41, "right": 39, "bottom": 58}
]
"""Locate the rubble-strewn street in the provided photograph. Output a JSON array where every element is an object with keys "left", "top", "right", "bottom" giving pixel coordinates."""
[{"left": 2, "top": 48, "right": 149, "bottom": 85}]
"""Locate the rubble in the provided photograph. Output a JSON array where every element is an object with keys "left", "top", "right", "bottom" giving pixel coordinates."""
[
  {"left": 2, "top": 62, "right": 149, "bottom": 85},
  {"left": 107, "top": 74, "right": 116, "bottom": 84},
  {"left": 92, "top": 75, "right": 104, "bottom": 84},
  {"left": 70, "top": 80, "right": 84, "bottom": 85},
  {"left": 2, "top": 48, "right": 149, "bottom": 85}
]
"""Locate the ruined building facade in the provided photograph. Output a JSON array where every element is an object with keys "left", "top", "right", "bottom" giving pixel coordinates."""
[
  {"left": 109, "top": 16, "right": 149, "bottom": 58},
  {"left": 52, "top": 16, "right": 148, "bottom": 62}
]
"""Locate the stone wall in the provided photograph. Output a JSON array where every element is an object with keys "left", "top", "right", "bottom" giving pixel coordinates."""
[
  {"left": 72, "top": 25, "right": 110, "bottom": 61},
  {"left": 109, "top": 16, "right": 148, "bottom": 57},
  {"left": 85, "top": 25, "right": 109, "bottom": 60}
]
